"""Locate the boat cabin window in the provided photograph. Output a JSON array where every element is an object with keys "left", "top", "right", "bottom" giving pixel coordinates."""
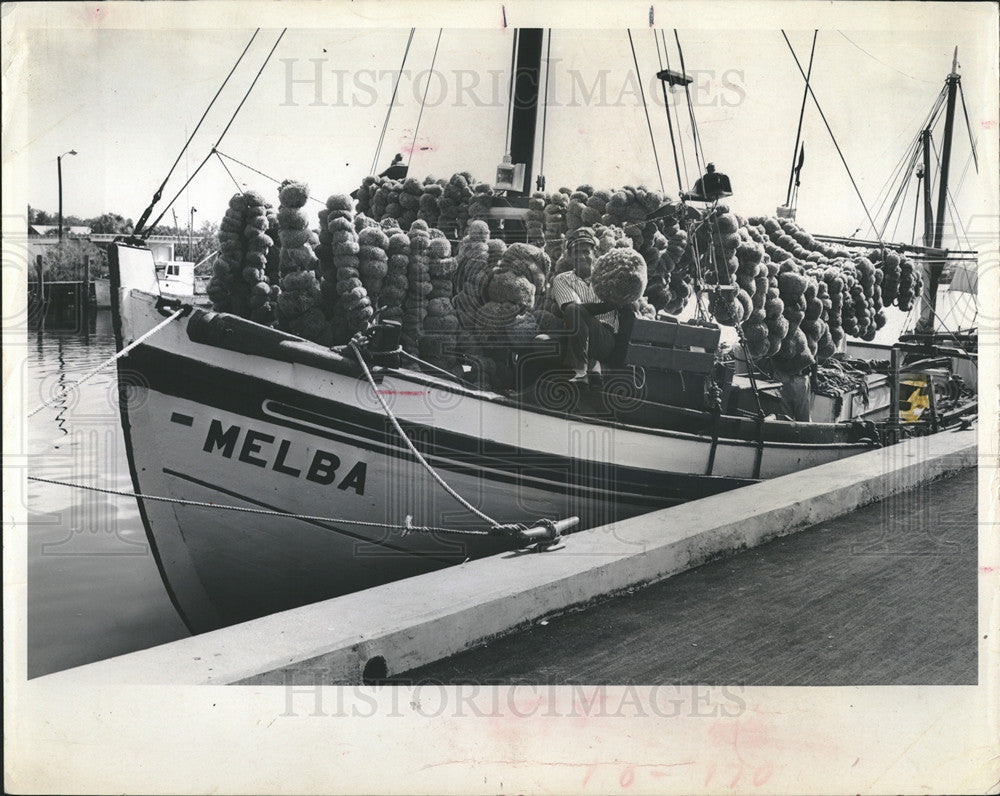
[{"left": 166, "top": 264, "right": 180, "bottom": 276}]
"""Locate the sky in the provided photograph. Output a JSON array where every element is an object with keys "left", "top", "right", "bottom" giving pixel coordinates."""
[{"left": 6, "top": 1, "right": 998, "bottom": 250}]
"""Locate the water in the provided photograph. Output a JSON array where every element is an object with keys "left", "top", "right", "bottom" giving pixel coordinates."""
[{"left": 27, "top": 311, "right": 189, "bottom": 678}]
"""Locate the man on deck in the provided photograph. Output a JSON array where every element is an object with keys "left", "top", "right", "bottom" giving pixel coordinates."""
[{"left": 549, "top": 227, "right": 631, "bottom": 382}]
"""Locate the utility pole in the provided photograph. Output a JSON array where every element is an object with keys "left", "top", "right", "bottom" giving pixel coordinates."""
[
  {"left": 189, "top": 207, "right": 197, "bottom": 261},
  {"left": 57, "top": 149, "right": 77, "bottom": 242}
]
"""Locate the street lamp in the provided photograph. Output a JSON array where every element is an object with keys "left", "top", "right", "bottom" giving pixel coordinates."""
[{"left": 57, "top": 149, "right": 78, "bottom": 242}]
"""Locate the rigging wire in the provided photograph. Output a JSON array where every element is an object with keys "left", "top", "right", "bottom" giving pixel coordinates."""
[
  {"left": 407, "top": 29, "right": 443, "bottom": 169},
  {"left": 781, "top": 30, "right": 883, "bottom": 244},
  {"left": 144, "top": 29, "right": 288, "bottom": 235},
  {"left": 674, "top": 30, "right": 706, "bottom": 176},
  {"left": 372, "top": 28, "right": 416, "bottom": 175},
  {"left": 662, "top": 30, "right": 691, "bottom": 190},
  {"left": 786, "top": 30, "right": 817, "bottom": 208},
  {"left": 627, "top": 29, "right": 665, "bottom": 192},
  {"left": 888, "top": 160, "right": 911, "bottom": 242},
  {"left": 957, "top": 80, "right": 979, "bottom": 173},
  {"left": 867, "top": 89, "right": 946, "bottom": 228},
  {"left": 29, "top": 308, "right": 187, "bottom": 418},
  {"left": 929, "top": 136, "right": 974, "bottom": 251},
  {"left": 837, "top": 31, "right": 933, "bottom": 84},
  {"left": 27, "top": 476, "right": 497, "bottom": 536},
  {"left": 215, "top": 151, "right": 245, "bottom": 194},
  {"left": 653, "top": 28, "right": 684, "bottom": 193},
  {"left": 504, "top": 29, "right": 519, "bottom": 155},
  {"left": 350, "top": 341, "right": 501, "bottom": 528},
  {"left": 876, "top": 145, "right": 921, "bottom": 241},
  {"left": 537, "top": 28, "right": 553, "bottom": 187},
  {"left": 870, "top": 135, "right": 920, "bottom": 229},
  {"left": 215, "top": 149, "right": 325, "bottom": 205},
  {"left": 133, "top": 29, "right": 260, "bottom": 236}
]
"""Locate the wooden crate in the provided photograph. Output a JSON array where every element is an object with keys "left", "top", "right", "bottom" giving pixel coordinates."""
[
  {"left": 626, "top": 344, "right": 717, "bottom": 374},
  {"left": 626, "top": 316, "right": 720, "bottom": 375},
  {"left": 631, "top": 316, "right": 721, "bottom": 352}
]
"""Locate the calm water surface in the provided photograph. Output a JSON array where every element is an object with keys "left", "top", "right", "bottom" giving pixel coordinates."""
[{"left": 27, "top": 311, "right": 189, "bottom": 678}]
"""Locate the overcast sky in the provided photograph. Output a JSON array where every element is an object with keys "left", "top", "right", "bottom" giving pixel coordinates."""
[{"left": 6, "top": 2, "right": 998, "bottom": 249}]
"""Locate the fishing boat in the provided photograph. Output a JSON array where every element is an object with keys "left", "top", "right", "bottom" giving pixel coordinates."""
[{"left": 108, "top": 28, "right": 978, "bottom": 633}]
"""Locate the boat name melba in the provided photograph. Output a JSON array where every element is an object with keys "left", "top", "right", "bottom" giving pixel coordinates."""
[{"left": 202, "top": 419, "right": 368, "bottom": 494}]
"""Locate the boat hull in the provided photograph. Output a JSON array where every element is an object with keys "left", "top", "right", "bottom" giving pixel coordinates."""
[{"left": 110, "top": 243, "right": 871, "bottom": 632}]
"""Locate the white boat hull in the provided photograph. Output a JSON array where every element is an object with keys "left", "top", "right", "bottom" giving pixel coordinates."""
[{"left": 111, "top": 243, "right": 872, "bottom": 632}]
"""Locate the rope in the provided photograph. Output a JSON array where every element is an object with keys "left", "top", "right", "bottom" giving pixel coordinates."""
[
  {"left": 877, "top": 145, "right": 921, "bottom": 241},
  {"left": 133, "top": 29, "right": 260, "bottom": 236},
  {"left": 537, "top": 28, "right": 552, "bottom": 187},
  {"left": 216, "top": 151, "right": 245, "bottom": 193},
  {"left": 372, "top": 28, "right": 415, "bottom": 175},
  {"left": 504, "top": 28, "right": 519, "bottom": 154},
  {"left": 627, "top": 29, "right": 664, "bottom": 192},
  {"left": 781, "top": 30, "right": 883, "bottom": 246},
  {"left": 398, "top": 349, "right": 475, "bottom": 387},
  {"left": 654, "top": 28, "right": 684, "bottom": 193},
  {"left": 145, "top": 29, "right": 287, "bottom": 235},
  {"left": 786, "top": 30, "right": 817, "bottom": 207},
  {"left": 26, "top": 476, "right": 493, "bottom": 536},
  {"left": 214, "top": 150, "right": 325, "bottom": 206},
  {"left": 29, "top": 308, "right": 186, "bottom": 418},
  {"left": 674, "top": 30, "right": 705, "bottom": 176},
  {"left": 349, "top": 341, "right": 501, "bottom": 527},
  {"left": 957, "top": 81, "right": 979, "bottom": 173},
  {"left": 662, "top": 30, "right": 691, "bottom": 190},
  {"left": 837, "top": 31, "right": 933, "bottom": 84},
  {"left": 929, "top": 136, "right": 974, "bottom": 251},
  {"left": 407, "top": 29, "right": 443, "bottom": 169},
  {"left": 888, "top": 162, "right": 910, "bottom": 242}
]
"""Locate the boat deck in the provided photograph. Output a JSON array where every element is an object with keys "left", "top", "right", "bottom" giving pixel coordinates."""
[{"left": 389, "top": 467, "right": 978, "bottom": 685}]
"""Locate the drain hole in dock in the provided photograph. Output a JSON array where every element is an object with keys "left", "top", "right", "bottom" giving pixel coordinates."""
[{"left": 362, "top": 656, "right": 388, "bottom": 685}]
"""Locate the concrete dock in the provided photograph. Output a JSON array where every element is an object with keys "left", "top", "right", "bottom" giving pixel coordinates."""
[
  {"left": 34, "top": 427, "right": 978, "bottom": 686},
  {"left": 390, "top": 466, "right": 977, "bottom": 685}
]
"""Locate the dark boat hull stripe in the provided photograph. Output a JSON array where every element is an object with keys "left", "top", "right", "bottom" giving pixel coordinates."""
[{"left": 123, "top": 343, "right": 756, "bottom": 502}]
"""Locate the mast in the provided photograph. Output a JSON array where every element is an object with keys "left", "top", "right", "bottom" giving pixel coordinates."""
[
  {"left": 920, "top": 129, "right": 934, "bottom": 248},
  {"left": 933, "top": 48, "right": 960, "bottom": 249},
  {"left": 508, "top": 29, "right": 543, "bottom": 197},
  {"left": 919, "top": 49, "right": 961, "bottom": 331}
]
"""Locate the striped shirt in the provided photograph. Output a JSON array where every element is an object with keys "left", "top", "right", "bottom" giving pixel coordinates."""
[{"left": 549, "top": 271, "right": 618, "bottom": 333}]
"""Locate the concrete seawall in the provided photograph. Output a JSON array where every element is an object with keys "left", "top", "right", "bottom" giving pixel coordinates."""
[{"left": 35, "top": 428, "right": 977, "bottom": 686}]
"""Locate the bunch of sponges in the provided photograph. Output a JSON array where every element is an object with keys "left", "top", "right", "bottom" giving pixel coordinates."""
[
  {"left": 379, "top": 228, "right": 410, "bottom": 323},
  {"left": 403, "top": 220, "right": 433, "bottom": 354},
  {"left": 542, "top": 191, "right": 569, "bottom": 264},
  {"left": 420, "top": 235, "right": 459, "bottom": 368},
  {"left": 273, "top": 181, "right": 327, "bottom": 342},
  {"left": 324, "top": 193, "right": 373, "bottom": 342},
  {"left": 208, "top": 190, "right": 277, "bottom": 322},
  {"left": 591, "top": 247, "right": 648, "bottom": 306},
  {"left": 526, "top": 192, "right": 546, "bottom": 246},
  {"left": 601, "top": 186, "right": 666, "bottom": 226},
  {"left": 357, "top": 226, "right": 390, "bottom": 304}
]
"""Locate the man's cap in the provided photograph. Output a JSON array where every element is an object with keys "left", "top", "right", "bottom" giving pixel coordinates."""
[{"left": 565, "top": 227, "right": 597, "bottom": 248}]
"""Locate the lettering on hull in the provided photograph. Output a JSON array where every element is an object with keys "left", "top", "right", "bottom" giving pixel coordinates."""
[{"left": 201, "top": 418, "right": 367, "bottom": 494}]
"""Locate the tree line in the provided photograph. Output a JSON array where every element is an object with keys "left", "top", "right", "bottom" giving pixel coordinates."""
[{"left": 28, "top": 205, "right": 220, "bottom": 280}]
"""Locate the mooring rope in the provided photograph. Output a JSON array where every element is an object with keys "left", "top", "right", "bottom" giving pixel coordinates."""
[
  {"left": 28, "top": 307, "right": 186, "bottom": 418},
  {"left": 349, "top": 341, "right": 503, "bottom": 528},
  {"left": 26, "top": 476, "right": 495, "bottom": 536}
]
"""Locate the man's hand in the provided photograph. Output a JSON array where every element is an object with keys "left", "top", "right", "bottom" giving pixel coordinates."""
[{"left": 582, "top": 301, "right": 616, "bottom": 315}]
